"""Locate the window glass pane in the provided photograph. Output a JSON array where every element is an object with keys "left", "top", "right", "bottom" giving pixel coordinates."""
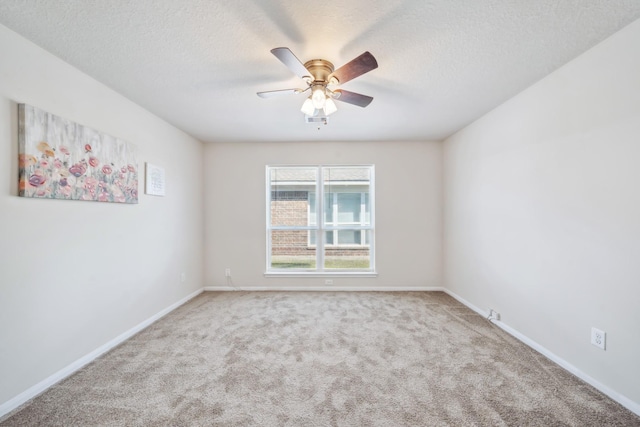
[
  {"left": 326, "top": 230, "right": 334, "bottom": 245},
  {"left": 337, "top": 193, "right": 361, "bottom": 223},
  {"left": 364, "top": 193, "right": 370, "bottom": 225},
  {"left": 324, "top": 230, "right": 370, "bottom": 270},
  {"left": 337, "top": 230, "right": 361, "bottom": 244},
  {"left": 308, "top": 192, "right": 316, "bottom": 225},
  {"left": 323, "top": 167, "right": 370, "bottom": 225},
  {"left": 270, "top": 167, "right": 316, "bottom": 227},
  {"left": 271, "top": 230, "right": 316, "bottom": 269},
  {"left": 309, "top": 230, "right": 331, "bottom": 246}
]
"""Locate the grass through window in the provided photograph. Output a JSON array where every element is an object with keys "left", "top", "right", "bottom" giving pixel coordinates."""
[{"left": 271, "top": 256, "right": 369, "bottom": 270}]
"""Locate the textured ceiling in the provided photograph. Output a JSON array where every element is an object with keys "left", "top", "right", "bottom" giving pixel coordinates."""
[{"left": 1, "top": 1, "right": 639, "bottom": 143}]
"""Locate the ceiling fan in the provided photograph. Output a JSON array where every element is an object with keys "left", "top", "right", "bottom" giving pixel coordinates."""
[{"left": 257, "top": 47, "right": 378, "bottom": 123}]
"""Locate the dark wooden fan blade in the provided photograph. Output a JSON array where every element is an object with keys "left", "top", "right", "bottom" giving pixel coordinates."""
[
  {"left": 271, "top": 47, "right": 311, "bottom": 80},
  {"left": 329, "top": 52, "right": 378, "bottom": 84},
  {"left": 333, "top": 89, "right": 374, "bottom": 107},
  {"left": 257, "top": 88, "right": 302, "bottom": 98}
]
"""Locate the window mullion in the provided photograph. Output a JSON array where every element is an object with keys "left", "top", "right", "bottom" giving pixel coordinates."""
[
  {"left": 360, "top": 192, "right": 365, "bottom": 245},
  {"left": 332, "top": 192, "right": 338, "bottom": 246},
  {"left": 265, "top": 167, "right": 271, "bottom": 272},
  {"left": 317, "top": 167, "right": 324, "bottom": 272}
]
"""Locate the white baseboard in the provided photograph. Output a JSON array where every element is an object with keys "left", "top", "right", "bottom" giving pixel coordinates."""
[
  {"left": 0, "top": 288, "right": 204, "bottom": 419},
  {"left": 442, "top": 289, "right": 640, "bottom": 417},
  {"left": 441, "top": 288, "right": 489, "bottom": 317},
  {"left": 204, "top": 285, "right": 445, "bottom": 292}
]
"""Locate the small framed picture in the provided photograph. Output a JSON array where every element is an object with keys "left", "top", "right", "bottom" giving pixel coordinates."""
[{"left": 145, "top": 163, "right": 165, "bottom": 196}]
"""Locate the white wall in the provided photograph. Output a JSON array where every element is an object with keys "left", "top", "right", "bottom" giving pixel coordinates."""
[
  {"left": 0, "top": 24, "right": 204, "bottom": 406},
  {"left": 204, "top": 140, "right": 442, "bottom": 290},
  {"left": 443, "top": 19, "right": 640, "bottom": 406}
]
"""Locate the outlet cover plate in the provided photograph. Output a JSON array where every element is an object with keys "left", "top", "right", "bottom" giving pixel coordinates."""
[{"left": 591, "top": 327, "right": 606, "bottom": 350}]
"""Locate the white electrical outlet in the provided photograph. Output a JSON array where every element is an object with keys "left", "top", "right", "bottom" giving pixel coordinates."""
[
  {"left": 591, "top": 327, "right": 606, "bottom": 350},
  {"left": 225, "top": 268, "right": 231, "bottom": 277},
  {"left": 324, "top": 279, "right": 333, "bottom": 285}
]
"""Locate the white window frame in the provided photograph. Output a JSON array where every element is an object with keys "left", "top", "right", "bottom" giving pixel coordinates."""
[{"left": 266, "top": 165, "right": 376, "bottom": 276}]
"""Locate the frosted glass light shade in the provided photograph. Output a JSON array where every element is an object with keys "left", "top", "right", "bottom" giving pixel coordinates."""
[
  {"left": 311, "top": 87, "right": 326, "bottom": 109},
  {"left": 301, "top": 98, "right": 315, "bottom": 116},
  {"left": 323, "top": 98, "right": 338, "bottom": 115}
]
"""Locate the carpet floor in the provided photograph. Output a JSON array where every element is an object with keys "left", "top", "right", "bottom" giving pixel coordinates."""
[{"left": 2, "top": 291, "right": 639, "bottom": 426}]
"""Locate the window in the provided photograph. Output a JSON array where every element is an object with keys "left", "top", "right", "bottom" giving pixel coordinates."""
[{"left": 267, "top": 165, "right": 375, "bottom": 274}]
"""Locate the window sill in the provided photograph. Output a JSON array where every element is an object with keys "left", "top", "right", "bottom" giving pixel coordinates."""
[{"left": 264, "top": 271, "right": 378, "bottom": 278}]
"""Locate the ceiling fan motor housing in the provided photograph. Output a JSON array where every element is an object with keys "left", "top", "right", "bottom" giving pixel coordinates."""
[{"left": 303, "top": 59, "right": 335, "bottom": 84}]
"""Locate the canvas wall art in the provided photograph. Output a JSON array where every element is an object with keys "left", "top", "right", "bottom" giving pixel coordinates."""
[{"left": 18, "top": 104, "right": 138, "bottom": 204}]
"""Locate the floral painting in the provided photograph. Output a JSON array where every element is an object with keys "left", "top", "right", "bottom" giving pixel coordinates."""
[{"left": 18, "top": 104, "right": 138, "bottom": 204}]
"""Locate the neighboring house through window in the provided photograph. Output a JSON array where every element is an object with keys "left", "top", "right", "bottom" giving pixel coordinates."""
[{"left": 266, "top": 165, "right": 375, "bottom": 274}]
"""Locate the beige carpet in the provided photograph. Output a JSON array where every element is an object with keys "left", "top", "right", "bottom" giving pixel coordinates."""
[{"left": 2, "top": 291, "right": 639, "bottom": 426}]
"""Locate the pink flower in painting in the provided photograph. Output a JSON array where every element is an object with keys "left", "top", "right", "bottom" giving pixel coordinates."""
[
  {"left": 69, "top": 163, "right": 87, "bottom": 177},
  {"left": 102, "top": 165, "right": 112, "bottom": 175},
  {"left": 127, "top": 164, "right": 136, "bottom": 173},
  {"left": 59, "top": 146, "right": 70, "bottom": 155},
  {"left": 28, "top": 173, "right": 46, "bottom": 187},
  {"left": 53, "top": 159, "right": 63, "bottom": 169},
  {"left": 112, "top": 187, "right": 125, "bottom": 203},
  {"left": 98, "top": 192, "right": 109, "bottom": 202},
  {"left": 84, "top": 144, "right": 92, "bottom": 153},
  {"left": 84, "top": 177, "right": 98, "bottom": 190},
  {"left": 121, "top": 167, "right": 127, "bottom": 174},
  {"left": 39, "top": 159, "right": 49, "bottom": 168},
  {"left": 58, "top": 185, "right": 72, "bottom": 197},
  {"left": 88, "top": 157, "right": 99, "bottom": 167}
]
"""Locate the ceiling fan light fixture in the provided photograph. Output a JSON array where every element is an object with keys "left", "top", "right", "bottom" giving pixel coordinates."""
[
  {"left": 311, "top": 86, "right": 326, "bottom": 109},
  {"left": 300, "top": 98, "right": 315, "bottom": 116},
  {"left": 323, "top": 97, "right": 338, "bottom": 116}
]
